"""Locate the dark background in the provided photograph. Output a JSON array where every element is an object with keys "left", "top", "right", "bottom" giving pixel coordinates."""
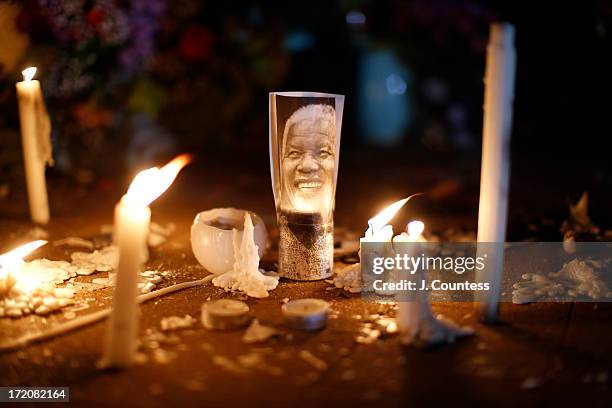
[{"left": 0, "top": 0, "right": 610, "bottom": 232}]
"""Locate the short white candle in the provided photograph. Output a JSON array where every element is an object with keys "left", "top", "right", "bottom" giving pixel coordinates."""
[
  {"left": 361, "top": 196, "right": 418, "bottom": 295},
  {"left": 16, "top": 67, "right": 53, "bottom": 225},
  {"left": 101, "top": 154, "right": 191, "bottom": 369},
  {"left": 394, "top": 221, "right": 426, "bottom": 336},
  {"left": 475, "top": 23, "right": 517, "bottom": 322}
]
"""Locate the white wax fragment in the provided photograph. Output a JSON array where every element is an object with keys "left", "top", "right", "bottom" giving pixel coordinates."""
[
  {"left": 148, "top": 232, "right": 166, "bottom": 247},
  {"left": 512, "top": 258, "right": 611, "bottom": 303},
  {"left": 242, "top": 319, "right": 280, "bottom": 343},
  {"left": 148, "top": 222, "right": 175, "bottom": 247},
  {"left": 236, "top": 353, "right": 265, "bottom": 369},
  {"left": 152, "top": 349, "right": 177, "bottom": 364},
  {"left": 212, "top": 213, "right": 278, "bottom": 298},
  {"left": 7, "top": 309, "right": 23, "bottom": 317},
  {"left": 70, "top": 245, "right": 119, "bottom": 272},
  {"left": 76, "top": 268, "right": 95, "bottom": 276},
  {"left": 298, "top": 350, "right": 328, "bottom": 371},
  {"left": 333, "top": 263, "right": 360, "bottom": 292},
  {"left": 212, "top": 355, "right": 248, "bottom": 375},
  {"left": 53, "top": 237, "right": 94, "bottom": 250},
  {"left": 400, "top": 311, "right": 474, "bottom": 348},
  {"left": 150, "top": 222, "right": 176, "bottom": 237},
  {"left": 143, "top": 274, "right": 162, "bottom": 284},
  {"left": 53, "top": 287, "right": 74, "bottom": 298},
  {"left": 160, "top": 315, "right": 197, "bottom": 331},
  {"left": 14, "top": 259, "right": 77, "bottom": 296},
  {"left": 139, "top": 282, "right": 155, "bottom": 294}
]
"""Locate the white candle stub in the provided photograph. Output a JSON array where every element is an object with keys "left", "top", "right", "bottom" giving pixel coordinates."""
[
  {"left": 282, "top": 298, "right": 330, "bottom": 331},
  {"left": 202, "top": 299, "right": 252, "bottom": 330},
  {"left": 394, "top": 220, "right": 474, "bottom": 347},
  {"left": 242, "top": 319, "right": 280, "bottom": 343}
]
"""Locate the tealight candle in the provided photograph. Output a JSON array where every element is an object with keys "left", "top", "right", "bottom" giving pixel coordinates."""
[
  {"left": 16, "top": 67, "right": 53, "bottom": 225},
  {"left": 101, "top": 154, "right": 191, "bottom": 369},
  {"left": 282, "top": 298, "right": 330, "bottom": 331},
  {"left": 201, "top": 299, "right": 252, "bottom": 330}
]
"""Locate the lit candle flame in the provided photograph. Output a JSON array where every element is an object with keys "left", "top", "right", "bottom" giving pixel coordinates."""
[
  {"left": 22, "top": 67, "right": 37, "bottom": 82},
  {"left": 0, "top": 241, "right": 47, "bottom": 294},
  {"left": 407, "top": 220, "right": 425, "bottom": 239},
  {"left": 0, "top": 240, "right": 47, "bottom": 263},
  {"left": 124, "top": 154, "right": 192, "bottom": 207},
  {"left": 367, "top": 193, "right": 422, "bottom": 235}
]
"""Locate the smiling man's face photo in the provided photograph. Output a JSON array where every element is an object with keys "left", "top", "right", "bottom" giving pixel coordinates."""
[{"left": 281, "top": 104, "right": 336, "bottom": 213}]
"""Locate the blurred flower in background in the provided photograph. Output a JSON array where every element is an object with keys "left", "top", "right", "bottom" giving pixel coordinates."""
[
  {"left": 0, "top": 2, "right": 29, "bottom": 78},
  {"left": 0, "top": 0, "right": 290, "bottom": 181},
  {"left": 179, "top": 25, "right": 214, "bottom": 62}
]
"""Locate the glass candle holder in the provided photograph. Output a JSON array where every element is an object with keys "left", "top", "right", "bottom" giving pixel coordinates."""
[{"left": 269, "top": 92, "right": 345, "bottom": 280}]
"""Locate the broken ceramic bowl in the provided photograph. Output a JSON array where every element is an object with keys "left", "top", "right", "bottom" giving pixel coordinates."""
[{"left": 190, "top": 208, "right": 267, "bottom": 275}]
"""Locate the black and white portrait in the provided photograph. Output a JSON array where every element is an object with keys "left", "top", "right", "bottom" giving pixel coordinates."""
[
  {"left": 270, "top": 92, "right": 344, "bottom": 280},
  {"left": 279, "top": 103, "right": 336, "bottom": 213}
]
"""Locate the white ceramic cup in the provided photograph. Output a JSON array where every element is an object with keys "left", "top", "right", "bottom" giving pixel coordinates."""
[{"left": 190, "top": 208, "right": 268, "bottom": 275}]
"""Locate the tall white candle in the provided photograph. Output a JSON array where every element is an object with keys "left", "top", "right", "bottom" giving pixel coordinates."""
[
  {"left": 101, "top": 154, "right": 191, "bottom": 368},
  {"left": 475, "top": 23, "right": 517, "bottom": 322},
  {"left": 16, "top": 67, "right": 53, "bottom": 225},
  {"left": 102, "top": 199, "right": 150, "bottom": 368}
]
